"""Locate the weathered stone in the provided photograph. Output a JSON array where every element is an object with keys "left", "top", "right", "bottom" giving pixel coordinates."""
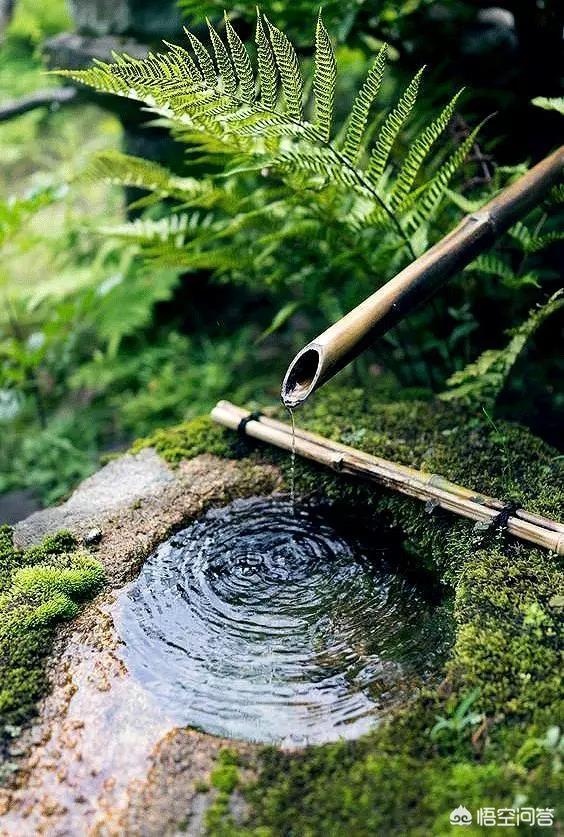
[
  {"left": 43, "top": 31, "right": 149, "bottom": 72},
  {"left": 67, "top": 0, "right": 182, "bottom": 40},
  {"left": 1, "top": 452, "right": 281, "bottom": 834},
  {"left": 15, "top": 449, "right": 174, "bottom": 553}
]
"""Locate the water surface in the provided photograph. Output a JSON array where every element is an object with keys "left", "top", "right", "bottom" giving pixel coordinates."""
[{"left": 117, "top": 497, "right": 445, "bottom": 746}]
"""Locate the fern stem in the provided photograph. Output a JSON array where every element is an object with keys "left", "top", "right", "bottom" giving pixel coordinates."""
[{"left": 324, "top": 144, "right": 417, "bottom": 260}]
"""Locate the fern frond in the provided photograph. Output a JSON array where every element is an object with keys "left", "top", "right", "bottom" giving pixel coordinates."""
[
  {"left": 390, "top": 89, "right": 464, "bottom": 211},
  {"left": 506, "top": 222, "right": 564, "bottom": 253},
  {"left": 206, "top": 19, "right": 236, "bottom": 95},
  {"left": 464, "top": 253, "right": 514, "bottom": 282},
  {"left": 341, "top": 45, "right": 387, "bottom": 164},
  {"left": 100, "top": 214, "right": 193, "bottom": 246},
  {"left": 57, "top": 12, "right": 468, "bottom": 247},
  {"left": 224, "top": 13, "right": 255, "bottom": 104},
  {"left": 507, "top": 220, "right": 531, "bottom": 249},
  {"left": 531, "top": 96, "right": 564, "bottom": 115},
  {"left": 548, "top": 183, "right": 564, "bottom": 205},
  {"left": 255, "top": 10, "right": 278, "bottom": 110},
  {"left": 84, "top": 151, "right": 220, "bottom": 209},
  {"left": 444, "top": 188, "right": 485, "bottom": 213},
  {"left": 525, "top": 230, "right": 564, "bottom": 253},
  {"left": 366, "top": 66, "right": 425, "bottom": 188},
  {"left": 85, "top": 151, "right": 181, "bottom": 195},
  {"left": 184, "top": 28, "right": 217, "bottom": 87},
  {"left": 441, "top": 291, "right": 564, "bottom": 408},
  {"left": 265, "top": 15, "right": 304, "bottom": 121},
  {"left": 313, "top": 11, "right": 336, "bottom": 142},
  {"left": 405, "top": 120, "right": 485, "bottom": 232},
  {"left": 162, "top": 41, "right": 202, "bottom": 82},
  {"left": 273, "top": 146, "right": 360, "bottom": 189},
  {"left": 222, "top": 111, "right": 306, "bottom": 138},
  {"left": 464, "top": 253, "right": 539, "bottom": 289}
]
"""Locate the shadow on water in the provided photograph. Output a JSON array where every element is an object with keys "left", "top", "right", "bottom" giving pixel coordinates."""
[{"left": 116, "top": 496, "right": 450, "bottom": 747}]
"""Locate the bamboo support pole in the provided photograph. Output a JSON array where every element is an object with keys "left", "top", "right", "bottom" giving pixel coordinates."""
[
  {"left": 282, "top": 146, "right": 564, "bottom": 408},
  {"left": 211, "top": 400, "right": 564, "bottom": 555}
]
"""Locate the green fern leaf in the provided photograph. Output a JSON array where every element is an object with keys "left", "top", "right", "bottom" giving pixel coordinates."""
[
  {"left": 313, "top": 11, "right": 336, "bottom": 142},
  {"left": 525, "top": 230, "right": 564, "bottom": 253},
  {"left": 162, "top": 41, "right": 202, "bottom": 81},
  {"left": 255, "top": 10, "right": 278, "bottom": 110},
  {"left": 273, "top": 146, "right": 360, "bottom": 189},
  {"left": 464, "top": 253, "right": 514, "bottom": 283},
  {"left": 531, "top": 96, "right": 564, "bottom": 115},
  {"left": 84, "top": 151, "right": 220, "bottom": 209},
  {"left": 55, "top": 12, "right": 481, "bottom": 253},
  {"left": 464, "top": 253, "right": 539, "bottom": 289},
  {"left": 341, "top": 45, "right": 387, "bottom": 164},
  {"left": 206, "top": 19, "right": 236, "bottom": 95},
  {"left": 366, "top": 66, "right": 425, "bottom": 188},
  {"left": 548, "top": 183, "right": 564, "bottom": 205},
  {"left": 444, "top": 188, "right": 485, "bottom": 213},
  {"left": 507, "top": 220, "right": 531, "bottom": 249},
  {"left": 100, "top": 214, "right": 193, "bottom": 246},
  {"left": 390, "top": 88, "right": 464, "bottom": 210},
  {"left": 224, "top": 13, "right": 255, "bottom": 104},
  {"left": 265, "top": 16, "right": 304, "bottom": 121},
  {"left": 441, "top": 291, "right": 564, "bottom": 408},
  {"left": 506, "top": 221, "right": 563, "bottom": 256},
  {"left": 406, "top": 119, "right": 485, "bottom": 232},
  {"left": 223, "top": 111, "right": 305, "bottom": 138},
  {"left": 184, "top": 28, "right": 217, "bottom": 88}
]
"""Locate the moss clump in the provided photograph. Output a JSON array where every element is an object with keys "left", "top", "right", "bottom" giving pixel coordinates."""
[
  {"left": 0, "top": 526, "right": 104, "bottom": 771},
  {"left": 176, "top": 385, "right": 563, "bottom": 836},
  {"left": 131, "top": 415, "right": 233, "bottom": 464},
  {"left": 205, "top": 748, "right": 242, "bottom": 833}
]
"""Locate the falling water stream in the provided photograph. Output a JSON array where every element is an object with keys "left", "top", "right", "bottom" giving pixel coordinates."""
[
  {"left": 117, "top": 497, "right": 446, "bottom": 746},
  {"left": 286, "top": 406, "right": 297, "bottom": 506}
]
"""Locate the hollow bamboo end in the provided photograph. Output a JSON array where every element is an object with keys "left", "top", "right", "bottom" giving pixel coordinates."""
[{"left": 281, "top": 344, "right": 323, "bottom": 409}]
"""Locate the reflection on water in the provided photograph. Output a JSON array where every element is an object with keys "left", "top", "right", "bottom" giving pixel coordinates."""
[{"left": 117, "top": 497, "right": 446, "bottom": 746}]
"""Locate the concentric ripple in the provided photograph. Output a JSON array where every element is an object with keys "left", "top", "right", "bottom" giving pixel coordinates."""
[{"left": 117, "top": 497, "right": 445, "bottom": 746}]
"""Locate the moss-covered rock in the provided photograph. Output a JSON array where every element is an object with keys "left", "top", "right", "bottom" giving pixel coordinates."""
[
  {"left": 138, "top": 387, "right": 562, "bottom": 836},
  {"left": 0, "top": 526, "right": 104, "bottom": 772},
  {"left": 131, "top": 415, "right": 233, "bottom": 463}
]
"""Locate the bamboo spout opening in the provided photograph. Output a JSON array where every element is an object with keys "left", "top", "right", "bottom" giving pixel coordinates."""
[{"left": 281, "top": 346, "right": 322, "bottom": 408}]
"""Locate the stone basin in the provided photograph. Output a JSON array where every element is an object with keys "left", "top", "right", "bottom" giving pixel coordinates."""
[{"left": 1, "top": 391, "right": 562, "bottom": 835}]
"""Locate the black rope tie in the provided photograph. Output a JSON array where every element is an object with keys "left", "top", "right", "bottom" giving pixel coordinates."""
[
  {"left": 234, "top": 410, "right": 263, "bottom": 457},
  {"left": 491, "top": 500, "right": 519, "bottom": 530},
  {"left": 237, "top": 410, "right": 263, "bottom": 438},
  {"left": 476, "top": 499, "right": 519, "bottom": 548}
]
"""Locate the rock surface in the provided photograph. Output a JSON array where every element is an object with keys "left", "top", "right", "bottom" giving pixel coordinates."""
[
  {"left": 67, "top": 0, "right": 182, "bottom": 39},
  {"left": 1, "top": 451, "right": 281, "bottom": 835}
]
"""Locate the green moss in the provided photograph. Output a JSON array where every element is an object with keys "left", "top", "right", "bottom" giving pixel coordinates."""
[
  {"left": 187, "top": 386, "right": 563, "bottom": 836},
  {"left": 205, "top": 748, "right": 242, "bottom": 833},
  {"left": 0, "top": 527, "right": 104, "bottom": 773},
  {"left": 131, "top": 415, "right": 234, "bottom": 464},
  {"left": 211, "top": 764, "right": 239, "bottom": 794}
]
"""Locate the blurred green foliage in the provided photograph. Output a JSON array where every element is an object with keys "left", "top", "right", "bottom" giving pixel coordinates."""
[{"left": 0, "top": 0, "right": 562, "bottom": 509}]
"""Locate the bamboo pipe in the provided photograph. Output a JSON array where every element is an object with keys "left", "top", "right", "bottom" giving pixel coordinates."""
[
  {"left": 211, "top": 400, "right": 564, "bottom": 555},
  {"left": 281, "top": 146, "right": 564, "bottom": 408}
]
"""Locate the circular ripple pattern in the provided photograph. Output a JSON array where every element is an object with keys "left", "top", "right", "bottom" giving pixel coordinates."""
[{"left": 117, "top": 497, "right": 444, "bottom": 746}]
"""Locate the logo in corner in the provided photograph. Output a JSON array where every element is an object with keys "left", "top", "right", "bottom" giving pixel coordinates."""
[{"left": 450, "top": 806, "right": 473, "bottom": 826}]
